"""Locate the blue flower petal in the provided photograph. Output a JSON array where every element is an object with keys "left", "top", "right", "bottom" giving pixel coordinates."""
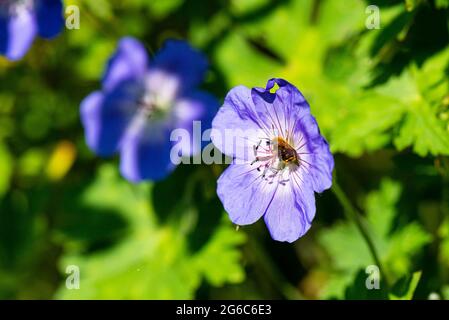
[
  {"left": 211, "top": 85, "right": 265, "bottom": 161},
  {"left": 0, "top": 15, "right": 8, "bottom": 57},
  {"left": 152, "top": 40, "right": 208, "bottom": 94},
  {"left": 0, "top": 10, "right": 37, "bottom": 61},
  {"left": 251, "top": 78, "right": 311, "bottom": 139},
  {"left": 172, "top": 90, "right": 218, "bottom": 156},
  {"left": 80, "top": 82, "right": 142, "bottom": 156},
  {"left": 291, "top": 170, "right": 316, "bottom": 224},
  {"left": 264, "top": 180, "right": 313, "bottom": 243},
  {"left": 295, "top": 114, "right": 334, "bottom": 193},
  {"left": 102, "top": 37, "right": 149, "bottom": 92},
  {"left": 36, "top": 0, "right": 64, "bottom": 38},
  {"left": 217, "top": 163, "right": 277, "bottom": 225},
  {"left": 212, "top": 78, "right": 333, "bottom": 242},
  {"left": 119, "top": 116, "right": 175, "bottom": 182}
]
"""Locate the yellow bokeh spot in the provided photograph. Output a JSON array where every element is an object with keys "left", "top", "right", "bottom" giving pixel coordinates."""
[{"left": 46, "top": 141, "right": 77, "bottom": 181}]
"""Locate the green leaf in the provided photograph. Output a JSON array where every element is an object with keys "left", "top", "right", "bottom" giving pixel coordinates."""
[
  {"left": 80, "top": 0, "right": 113, "bottom": 20},
  {"left": 404, "top": 0, "right": 421, "bottom": 12},
  {"left": 331, "top": 52, "right": 449, "bottom": 157},
  {"left": 382, "top": 48, "right": 449, "bottom": 156},
  {"left": 229, "top": 0, "right": 271, "bottom": 16},
  {"left": 389, "top": 271, "right": 422, "bottom": 300},
  {"left": 144, "top": 0, "right": 184, "bottom": 18},
  {"left": 55, "top": 165, "right": 245, "bottom": 299},
  {"left": 366, "top": 179, "right": 402, "bottom": 239},
  {"left": 394, "top": 101, "right": 449, "bottom": 156},
  {"left": 435, "top": 0, "right": 449, "bottom": 9},
  {"left": 192, "top": 225, "right": 246, "bottom": 286},
  {"left": 0, "top": 143, "right": 12, "bottom": 197},
  {"left": 319, "top": 222, "right": 373, "bottom": 272},
  {"left": 318, "top": 179, "right": 431, "bottom": 299},
  {"left": 442, "top": 285, "right": 449, "bottom": 299},
  {"left": 330, "top": 94, "right": 406, "bottom": 156},
  {"left": 213, "top": 32, "right": 282, "bottom": 89},
  {"left": 386, "top": 224, "right": 431, "bottom": 275},
  {"left": 212, "top": 0, "right": 449, "bottom": 158},
  {"left": 344, "top": 269, "right": 389, "bottom": 300}
]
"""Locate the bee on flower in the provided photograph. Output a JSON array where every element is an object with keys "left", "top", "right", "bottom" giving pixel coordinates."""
[{"left": 211, "top": 78, "right": 334, "bottom": 242}]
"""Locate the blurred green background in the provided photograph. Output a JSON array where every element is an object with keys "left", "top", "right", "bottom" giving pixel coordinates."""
[{"left": 1, "top": 0, "right": 449, "bottom": 299}]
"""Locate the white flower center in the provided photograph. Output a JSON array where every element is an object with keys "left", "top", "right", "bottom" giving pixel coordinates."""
[
  {"left": 0, "top": 0, "right": 34, "bottom": 16},
  {"left": 139, "top": 70, "right": 180, "bottom": 118},
  {"left": 251, "top": 134, "right": 300, "bottom": 183}
]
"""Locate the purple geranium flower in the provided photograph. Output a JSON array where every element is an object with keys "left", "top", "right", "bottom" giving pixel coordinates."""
[
  {"left": 211, "top": 78, "right": 334, "bottom": 242},
  {"left": 81, "top": 37, "right": 218, "bottom": 182},
  {"left": 0, "top": 0, "right": 64, "bottom": 60}
]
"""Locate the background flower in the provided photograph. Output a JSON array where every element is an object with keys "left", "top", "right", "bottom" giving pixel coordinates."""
[
  {"left": 81, "top": 37, "right": 218, "bottom": 182},
  {"left": 0, "top": 0, "right": 64, "bottom": 60}
]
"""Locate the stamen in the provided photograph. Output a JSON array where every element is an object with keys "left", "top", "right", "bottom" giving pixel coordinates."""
[{"left": 251, "top": 133, "right": 301, "bottom": 182}]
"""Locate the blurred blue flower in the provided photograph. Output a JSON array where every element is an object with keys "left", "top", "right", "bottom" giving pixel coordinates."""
[
  {"left": 211, "top": 78, "right": 334, "bottom": 242},
  {"left": 81, "top": 37, "right": 218, "bottom": 182},
  {"left": 0, "top": 0, "right": 64, "bottom": 60}
]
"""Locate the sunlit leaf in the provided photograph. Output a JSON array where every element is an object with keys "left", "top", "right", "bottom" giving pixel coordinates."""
[
  {"left": 0, "top": 143, "right": 12, "bottom": 197},
  {"left": 55, "top": 165, "right": 245, "bottom": 299},
  {"left": 318, "top": 179, "right": 431, "bottom": 299},
  {"left": 389, "top": 271, "right": 422, "bottom": 300}
]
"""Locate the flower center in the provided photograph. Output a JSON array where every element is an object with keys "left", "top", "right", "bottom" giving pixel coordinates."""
[
  {"left": 138, "top": 92, "right": 168, "bottom": 120},
  {"left": 0, "top": 0, "right": 33, "bottom": 16},
  {"left": 137, "top": 71, "right": 179, "bottom": 120},
  {"left": 251, "top": 135, "right": 300, "bottom": 181}
]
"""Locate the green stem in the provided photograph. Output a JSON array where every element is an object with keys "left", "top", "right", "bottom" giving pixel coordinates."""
[{"left": 332, "top": 179, "right": 390, "bottom": 289}]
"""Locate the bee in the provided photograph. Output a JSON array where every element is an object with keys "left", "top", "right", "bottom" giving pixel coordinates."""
[{"left": 275, "top": 137, "right": 299, "bottom": 167}]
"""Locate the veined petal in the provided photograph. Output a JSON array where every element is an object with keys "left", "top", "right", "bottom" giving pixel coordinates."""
[
  {"left": 211, "top": 85, "right": 266, "bottom": 162},
  {"left": 172, "top": 90, "right": 218, "bottom": 156},
  {"left": 80, "top": 82, "right": 142, "bottom": 156},
  {"left": 214, "top": 78, "right": 332, "bottom": 243},
  {"left": 102, "top": 37, "right": 149, "bottom": 92},
  {"left": 151, "top": 40, "right": 207, "bottom": 94},
  {"left": 36, "top": 0, "right": 64, "bottom": 38},
  {"left": 290, "top": 169, "right": 316, "bottom": 224},
  {"left": 294, "top": 114, "right": 334, "bottom": 193},
  {"left": 119, "top": 115, "right": 174, "bottom": 182},
  {"left": 251, "top": 78, "right": 311, "bottom": 140},
  {"left": 0, "top": 9, "right": 36, "bottom": 61},
  {"left": 264, "top": 180, "right": 312, "bottom": 243},
  {"left": 217, "top": 163, "right": 277, "bottom": 225}
]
